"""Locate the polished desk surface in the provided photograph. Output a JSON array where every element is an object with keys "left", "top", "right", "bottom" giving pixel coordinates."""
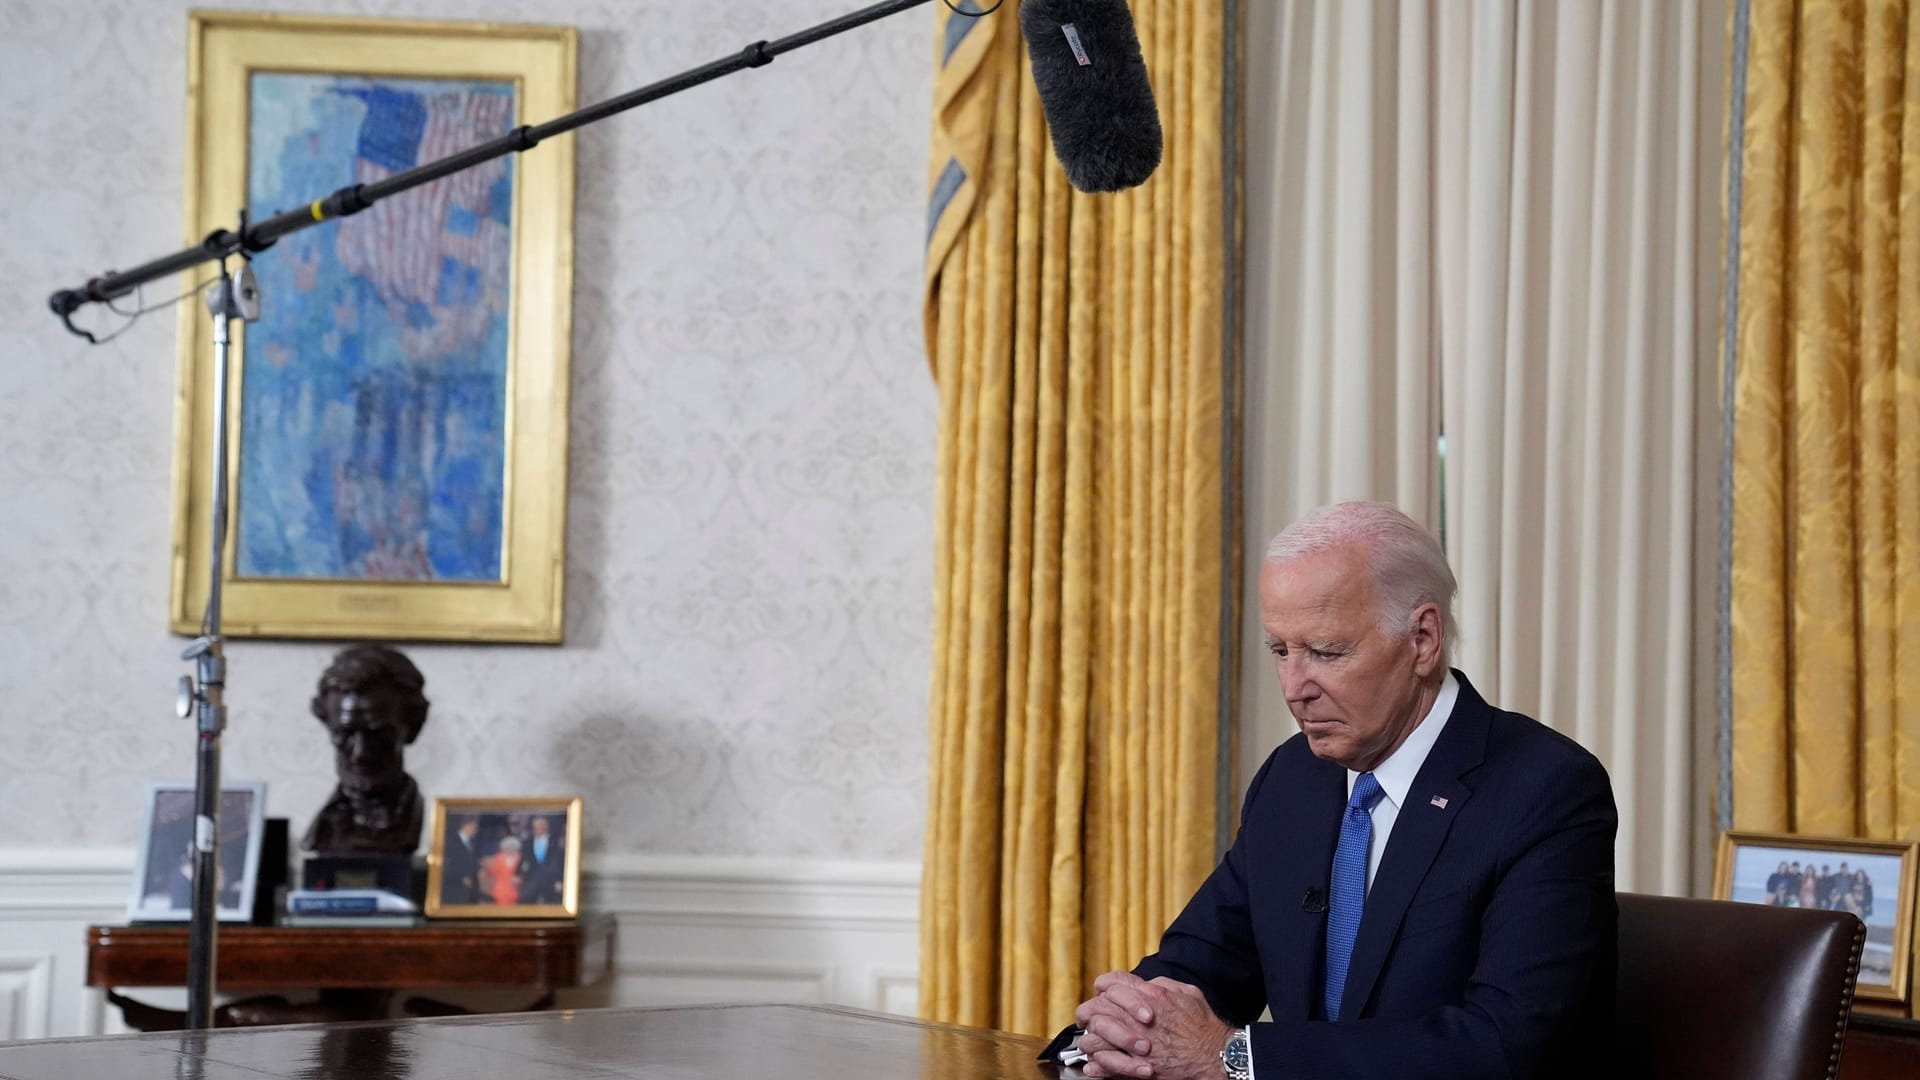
[
  {"left": 0, "top": 1003, "right": 1043, "bottom": 1080},
  {"left": 0, "top": 1001, "right": 1909, "bottom": 1079},
  {"left": 87, "top": 914, "right": 615, "bottom": 989}
]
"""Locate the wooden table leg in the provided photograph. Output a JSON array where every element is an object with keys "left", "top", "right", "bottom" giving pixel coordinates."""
[
  {"left": 105, "top": 989, "right": 396, "bottom": 1031},
  {"left": 105, "top": 991, "right": 194, "bottom": 1033}
]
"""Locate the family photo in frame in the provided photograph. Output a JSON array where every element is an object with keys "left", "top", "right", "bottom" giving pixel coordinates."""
[
  {"left": 126, "top": 781, "right": 268, "bottom": 923},
  {"left": 1715, "top": 831, "right": 1919, "bottom": 1006},
  {"left": 425, "top": 797, "right": 582, "bottom": 918}
]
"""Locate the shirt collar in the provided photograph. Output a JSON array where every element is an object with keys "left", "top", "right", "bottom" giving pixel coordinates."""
[{"left": 1347, "top": 671, "right": 1459, "bottom": 810}]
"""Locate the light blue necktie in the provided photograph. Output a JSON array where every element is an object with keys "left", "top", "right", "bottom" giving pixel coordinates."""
[{"left": 1323, "top": 772, "right": 1385, "bottom": 1021}]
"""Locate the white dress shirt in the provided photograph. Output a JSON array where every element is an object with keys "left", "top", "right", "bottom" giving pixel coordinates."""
[{"left": 1346, "top": 671, "right": 1459, "bottom": 892}]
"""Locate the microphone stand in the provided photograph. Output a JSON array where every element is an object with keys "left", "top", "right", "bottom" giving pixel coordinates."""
[
  {"left": 175, "top": 260, "right": 257, "bottom": 1031},
  {"left": 45, "top": 0, "right": 942, "bottom": 1031}
]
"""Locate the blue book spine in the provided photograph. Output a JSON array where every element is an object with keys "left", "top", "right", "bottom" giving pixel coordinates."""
[{"left": 288, "top": 895, "right": 381, "bottom": 914}]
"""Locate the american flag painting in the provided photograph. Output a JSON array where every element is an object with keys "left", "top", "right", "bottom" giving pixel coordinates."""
[
  {"left": 237, "top": 74, "right": 517, "bottom": 582},
  {"left": 335, "top": 86, "right": 515, "bottom": 361}
]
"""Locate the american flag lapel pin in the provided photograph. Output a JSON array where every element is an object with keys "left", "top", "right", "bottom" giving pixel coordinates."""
[{"left": 1429, "top": 795, "right": 1449, "bottom": 810}]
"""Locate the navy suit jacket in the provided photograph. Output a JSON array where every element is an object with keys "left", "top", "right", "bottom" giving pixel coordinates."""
[
  {"left": 1062, "top": 672, "right": 1617, "bottom": 1078},
  {"left": 521, "top": 837, "right": 566, "bottom": 903}
]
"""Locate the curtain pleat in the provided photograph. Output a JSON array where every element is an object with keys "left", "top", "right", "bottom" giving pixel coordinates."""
[
  {"left": 1241, "top": 2, "right": 1444, "bottom": 794},
  {"left": 919, "top": 0, "right": 1231, "bottom": 1035},
  {"left": 1730, "top": 0, "right": 1920, "bottom": 851},
  {"left": 1442, "top": 0, "right": 1706, "bottom": 895},
  {"left": 1245, "top": 0, "right": 1713, "bottom": 895}
]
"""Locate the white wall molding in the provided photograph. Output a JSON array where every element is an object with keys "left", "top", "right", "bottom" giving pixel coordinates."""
[
  {"left": 0, "top": 850, "right": 132, "bottom": 917},
  {"left": 0, "top": 850, "right": 921, "bottom": 1039},
  {"left": 578, "top": 854, "right": 920, "bottom": 1014},
  {"left": 0, "top": 954, "right": 54, "bottom": 1042},
  {"left": 866, "top": 966, "right": 920, "bottom": 1018},
  {"left": 589, "top": 854, "right": 920, "bottom": 929}
]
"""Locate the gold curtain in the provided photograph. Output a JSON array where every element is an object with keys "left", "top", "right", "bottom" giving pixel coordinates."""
[
  {"left": 1729, "top": 0, "right": 1920, "bottom": 840},
  {"left": 918, "top": 0, "right": 1232, "bottom": 1035}
]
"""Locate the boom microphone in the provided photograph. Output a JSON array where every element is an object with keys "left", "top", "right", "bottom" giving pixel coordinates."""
[{"left": 1019, "top": 0, "right": 1164, "bottom": 193}]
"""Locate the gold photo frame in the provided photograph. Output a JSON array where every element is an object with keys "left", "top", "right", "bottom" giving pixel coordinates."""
[
  {"left": 1714, "top": 831, "right": 1919, "bottom": 1006},
  {"left": 170, "top": 12, "right": 577, "bottom": 641},
  {"left": 425, "top": 796, "right": 582, "bottom": 918}
]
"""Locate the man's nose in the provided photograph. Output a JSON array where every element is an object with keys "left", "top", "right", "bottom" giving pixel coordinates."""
[{"left": 1278, "top": 660, "right": 1316, "bottom": 702}]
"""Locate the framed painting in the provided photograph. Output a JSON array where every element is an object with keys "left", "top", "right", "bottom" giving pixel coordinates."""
[
  {"left": 424, "top": 796, "right": 582, "bottom": 918},
  {"left": 1714, "top": 831, "right": 1919, "bottom": 1006},
  {"left": 169, "top": 11, "right": 577, "bottom": 641},
  {"left": 127, "top": 781, "right": 268, "bottom": 923}
]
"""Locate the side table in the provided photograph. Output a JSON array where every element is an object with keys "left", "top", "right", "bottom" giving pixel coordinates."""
[{"left": 86, "top": 913, "right": 615, "bottom": 1030}]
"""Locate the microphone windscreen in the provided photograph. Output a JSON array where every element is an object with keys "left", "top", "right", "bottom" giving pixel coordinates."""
[{"left": 1018, "top": 0, "right": 1164, "bottom": 193}]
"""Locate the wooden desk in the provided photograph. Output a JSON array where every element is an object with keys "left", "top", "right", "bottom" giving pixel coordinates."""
[
  {"left": 85, "top": 914, "right": 615, "bottom": 1029},
  {"left": 0, "top": 1003, "right": 1037, "bottom": 1080},
  {"left": 17, "top": 1000, "right": 1911, "bottom": 1079},
  {"left": 1844, "top": 1010, "right": 1920, "bottom": 1079}
]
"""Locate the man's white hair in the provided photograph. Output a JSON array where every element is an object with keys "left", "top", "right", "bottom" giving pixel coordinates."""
[{"left": 1264, "top": 501, "right": 1459, "bottom": 668}]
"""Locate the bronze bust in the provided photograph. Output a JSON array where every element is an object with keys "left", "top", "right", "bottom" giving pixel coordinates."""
[{"left": 302, "top": 644, "right": 429, "bottom": 854}]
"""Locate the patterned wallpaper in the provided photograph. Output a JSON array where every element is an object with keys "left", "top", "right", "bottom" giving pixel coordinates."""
[{"left": 0, "top": 0, "right": 937, "bottom": 858}]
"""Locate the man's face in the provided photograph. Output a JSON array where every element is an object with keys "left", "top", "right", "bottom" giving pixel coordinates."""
[
  {"left": 324, "top": 689, "right": 407, "bottom": 783},
  {"left": 1259, "top": 545, "right": 1441, "bottom": 773},
  {"left": 459, "top": 820, "right": 477, "bottom": 840},
  {"left": 532, "top": 817, "right": 550, "bottom": 837}
]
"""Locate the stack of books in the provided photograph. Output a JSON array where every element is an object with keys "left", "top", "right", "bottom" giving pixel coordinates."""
[{"left": 283, "top": 887, "right": 421, "bottom": 928}]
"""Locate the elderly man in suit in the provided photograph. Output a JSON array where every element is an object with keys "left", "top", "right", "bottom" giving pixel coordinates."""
[
  {"left": 519, "top": 815, "right": 567, "bottom": 904},
  {"left": 1052, "top": 501, "right": 1617, "bottom": 1080},
  {"left": 441, "top": 816, "right": 482, "bottom": 905}
]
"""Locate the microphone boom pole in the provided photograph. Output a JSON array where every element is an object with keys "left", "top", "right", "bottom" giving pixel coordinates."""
[
  {"left": 48, "top": 0, "right": 940, "bottom": 331},
  {"left": 46, "top": 0, "right": 945, "bottom": 1031}
]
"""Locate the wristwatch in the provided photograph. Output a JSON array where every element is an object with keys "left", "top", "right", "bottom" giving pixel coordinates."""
[{"left": 1219, "top": 1026, "right": 1252, "bottom": 1080}]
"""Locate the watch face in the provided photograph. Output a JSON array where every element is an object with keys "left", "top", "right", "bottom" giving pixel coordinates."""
[{"left": 1223, "top": 1031, "right": 1251, "bottom": 1070}]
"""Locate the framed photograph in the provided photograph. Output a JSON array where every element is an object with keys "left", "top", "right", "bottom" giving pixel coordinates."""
[
  {"left": 169, "top": 12, "right": 578, "bottom": 642},
  {"left": 425, "top": 797, "right": 582, "bottom": 918},
  {"left": 127, "top": 781, "right": 269, "bottom": 923},
  {"left": 1715, "top": 831, "right": 1919, "bottom": 1005}
]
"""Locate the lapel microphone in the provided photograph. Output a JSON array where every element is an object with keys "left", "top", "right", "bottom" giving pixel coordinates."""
[{"left": 1302, "top": 886, "right": 1328, "bottom": 914}]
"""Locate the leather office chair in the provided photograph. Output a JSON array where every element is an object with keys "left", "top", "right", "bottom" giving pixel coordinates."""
[{"left": 1615, "top": 893, "right": 1865, "bottom": 1080}]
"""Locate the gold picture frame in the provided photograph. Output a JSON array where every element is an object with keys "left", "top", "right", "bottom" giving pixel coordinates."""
[
  {"left": 425, "top": 796, "right": 583, "bottom": 918},
  {"left": 1714, "top": 830, "right": 1919, "bottom": 1006},
  {"left": 170, "top": 11, "right": 577, "bottom": 641}
]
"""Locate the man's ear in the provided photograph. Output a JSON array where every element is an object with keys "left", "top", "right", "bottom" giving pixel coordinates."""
[{"left": 1408, "top": 603, "right": 1444, "bottom": 678}]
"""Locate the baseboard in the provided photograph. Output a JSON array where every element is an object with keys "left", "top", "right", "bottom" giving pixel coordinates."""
[{"left": 0, "top": 849, "right": 921, "bottom": 1039}]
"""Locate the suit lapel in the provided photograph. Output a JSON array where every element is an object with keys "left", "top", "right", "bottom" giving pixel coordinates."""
[
  {"left": 1274, "top": 753, "right": 1346, "bottom": 1022},
  {"left": 1339, "top": 672, "right": 1492, "bottom": 1018}
]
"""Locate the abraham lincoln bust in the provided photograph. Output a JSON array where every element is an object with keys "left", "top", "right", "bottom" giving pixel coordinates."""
[{"left": 302, "top": 644, "right": 429, "bottom": 854}]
